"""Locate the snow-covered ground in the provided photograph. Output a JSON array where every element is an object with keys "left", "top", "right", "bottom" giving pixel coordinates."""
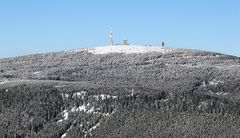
[
  {"left": 61, "top": 93, "right": 69, "bottom": 99},
  {"left": 93, "top": 94, "right": 118, "bottom": 100},
  {"left": 85, "top": 122, "right": 100, "bottom": 137},
  {"left": 209, "top": 79, "right": 224, "bottom": 86},
  {"left": 72, "top": 91, "right": 87, "bottom": 99},
  {"left": 58, "top": 91, "right": 118, "bottom": 138},
  {"left": 74, "top": 45, "right": 175, "bottom": 54},
  {"left": 58, "top": 92, "right": 118, "bottom": 124},
  {"left": 33, "top": 71, "right": 41, "bottom": 75},
  {"left": 215, "top": 92, "right": 230, "bottom": 96},
  {"left": 0, "top": 80, "right": 9, "bottom": 85},
  {"left": 201, "top": 79, "right": 224, "bottom": 87},
  {"left": 71, "top": 104, "right": 88, "bottom": 112},
  {"left": 57, "top": 110, "right": 69, "bottom": 123},
  {"left": 61, "top": 133, "right": 67, "bottom": 138}
]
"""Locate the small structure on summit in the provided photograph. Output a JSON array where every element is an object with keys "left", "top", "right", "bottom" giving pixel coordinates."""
[
  {"left": 110, "top": 26, "right": 114, "bottom": 45},
  {"left": 109, "top": 27, "right": 129, "bottom": 46},
  {"left": 109, "top": 27, "right": 164, "bottom": 47},
  {"left": 162, "top": 42, "right": 165, "bottom": 46},
  {"left": 123, "top": 37, "right": 129, "bottom": 45}
]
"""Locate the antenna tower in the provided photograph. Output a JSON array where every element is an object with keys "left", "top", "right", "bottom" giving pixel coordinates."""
[{"left": 110, "top": 26, "right": 113, "bottom": 45}]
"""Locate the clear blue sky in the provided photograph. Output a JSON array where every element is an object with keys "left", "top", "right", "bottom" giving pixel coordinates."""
[{"left": 0, "top": 0, "right": 239, "bottom": 58}]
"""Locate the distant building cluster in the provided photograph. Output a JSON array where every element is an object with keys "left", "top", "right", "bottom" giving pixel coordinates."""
[{"left": 109, "top": 27, "right": 165, "bottom": 47}]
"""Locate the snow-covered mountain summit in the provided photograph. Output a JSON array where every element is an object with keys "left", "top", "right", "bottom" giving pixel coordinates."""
[
  {"left": 74, "top": 45, "right": 177, "bottom": 54},
  {"left": 1, "top": 43, "right": 240, "bottom": 137}
]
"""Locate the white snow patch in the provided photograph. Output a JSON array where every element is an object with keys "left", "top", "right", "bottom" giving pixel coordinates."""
[
  {"left": 57, "top": 110, "right": 69, "bottom": 123},
  {"left": 71, "top": 104, "right": 88, "bottom": 112},
  {"left": 58, "top": 93, "right": 118, "bottom": 124},
  {"left": 0, "top": 80, "right": 8, "bottom": 85},
  {"left": 77, "top": 105, "right": 87, "bottom": 112},
  {"left": 103, "top": 113, "right": 110, "bottom": 116},
  {"left": 33, "top": 71, "right": 41, "bottom": 75},
  {"left": 69, "top": 103, "right": 114, "bottom": 117},
  {"left": 131, "top": 89, "right": 135, "bottom": 96},
  {"left": 73, "top": 91, "right": 87, "bottom": 99},
  {"left": 70, "top": 107, "right": 77, "bottom": 112},
  {"left": 201, "top": 79, "right": 224, "bottom": 87},
  {"left": 89, "top": 122, "right": 100, "bottom": 132},
  {"left": 85, "top": 122, "right": 100, "bottom": 137},
  {"left": 201, "top": 81, "right": 207, "bottom": 87},
  {"left": 209, "top": 79, "right": 224, "bottom": 86},
  {"left": 63, "top": 110, "right": 69, "bottom": 120},
  {"left": 87, "top": 107, "right": 95, "bottom": 114},
  {"left": 93, "top": 94, "right": 117, "bottom": 100},
  {"left": 61, "top": 93, "right": 69, "bottom": 98},
  {"left": 61, "top": 133, "right": 67, "bottom": 138},
  {"left": 215, "top": 92, "right": 230, "bottom": 96},
  {"left": 74, "top": 45, "right": 175, "bottom": 55},
  {"left": 163, "top": 98, "right": 169, "bottom": 102},
  {"left": 60, "top": 126, "right": 72, "bottom": 138},
  {"left": 100, "top": 94, "right": 111, "bottom": 100},
  {"left": 145, "top": 59, "right": 154, "bottom": 64}
]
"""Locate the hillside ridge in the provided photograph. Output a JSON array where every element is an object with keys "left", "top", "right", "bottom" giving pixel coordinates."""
[{"left": 0, "top": 45, "right": 240, "bottom": 137}]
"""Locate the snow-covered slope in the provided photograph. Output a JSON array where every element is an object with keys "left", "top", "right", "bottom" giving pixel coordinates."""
[{"left": 74, "top": 45, "right": 176, "bottom": 54}]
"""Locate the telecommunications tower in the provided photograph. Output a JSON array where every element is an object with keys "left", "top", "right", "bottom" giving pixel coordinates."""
[{"left": 110, "top": 26, "right": 113, "bottom": 45}]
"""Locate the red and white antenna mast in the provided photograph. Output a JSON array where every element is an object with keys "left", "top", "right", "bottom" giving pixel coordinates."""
[{"left": 110, "top": 26, "right": 113, "bottom": 45}]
